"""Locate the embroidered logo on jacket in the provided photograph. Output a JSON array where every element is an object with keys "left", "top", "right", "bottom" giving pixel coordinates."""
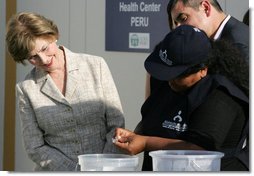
[{"left": 162, "top": 110, "right": 188, "bottom": 132}]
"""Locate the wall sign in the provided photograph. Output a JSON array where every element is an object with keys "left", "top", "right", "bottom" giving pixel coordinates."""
[{"left": 106, "top": 0, "right": 169, "bottom": 53}]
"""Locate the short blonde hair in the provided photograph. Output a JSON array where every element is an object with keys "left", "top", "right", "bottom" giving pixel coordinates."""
[{"left": 6, "top": 12, "right": 59, "bottom": 64}]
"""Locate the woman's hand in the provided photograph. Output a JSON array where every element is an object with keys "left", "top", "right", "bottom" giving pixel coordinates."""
[{"left": 113, "top": 128, "right": 147, "bottom": 155}]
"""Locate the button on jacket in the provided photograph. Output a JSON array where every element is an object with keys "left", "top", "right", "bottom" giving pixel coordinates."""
[{"left": 16, "top": 46, "right": 125, "bottom": 171}]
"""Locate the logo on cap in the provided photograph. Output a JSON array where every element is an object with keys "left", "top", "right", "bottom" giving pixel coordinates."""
[{"left": 159, "top": 49, "right": 172, "bottom": 65}]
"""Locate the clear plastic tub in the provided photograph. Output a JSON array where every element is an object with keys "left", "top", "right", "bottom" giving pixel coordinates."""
[
  {"left": 149, "top": 150, "right": 224, "bottom": 171},
  {"left": 78, "top": 154, "right": 139, "bottom": 171}
]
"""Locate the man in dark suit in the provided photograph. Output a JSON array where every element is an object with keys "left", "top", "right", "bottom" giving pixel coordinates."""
[{"left": 167, "top": 0, "right": 249, "bottom": 61}]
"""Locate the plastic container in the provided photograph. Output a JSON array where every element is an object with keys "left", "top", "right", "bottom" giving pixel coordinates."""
[
  {"left": 149, "top": 150, "right": 224, "bottom": 171},
  {"left": 78, "top": 154, "right": 139, "bottom": 171}
]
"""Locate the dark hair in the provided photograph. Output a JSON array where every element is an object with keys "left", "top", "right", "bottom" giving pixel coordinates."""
[
  {"left": 167, "top": 0, "right": 223, "bottom": 30},
  {"left": 176, "top": 39, "right": 249, "bottom": 96},
  {"left": 206, "top": 40, "right": 249, "bottom": 96},
  {"left": 243, "top": 9, "right": 249, "bottom": 26}
]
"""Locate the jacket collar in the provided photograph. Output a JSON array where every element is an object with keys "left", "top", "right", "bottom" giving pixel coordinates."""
[
  {"left": 213, "top": 15, "right": 231, "bottom": 40},
  {"left": 34, "top": 46, "right": 81, "bottom": 105}
]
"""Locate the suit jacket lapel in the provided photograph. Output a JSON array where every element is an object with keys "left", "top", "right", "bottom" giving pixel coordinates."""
[
  {"left": 35, "top": 46, "right": 81, "bottom": 105},
  {"left": 220, "top": 17, "right": 236, "bottom": 38},
  {"left": 65, "top": 70, "right": 79, "bottom": 100},
  {"left": 62, "top": 46, "right": 80, "bottom": 100},
  {"left": 36, "top": 67, "right": 70, "bottom": 106}
]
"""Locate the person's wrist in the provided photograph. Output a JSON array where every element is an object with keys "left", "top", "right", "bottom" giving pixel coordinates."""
[{"left": 143, "top": 136, "right": 149, "bottom": 151}]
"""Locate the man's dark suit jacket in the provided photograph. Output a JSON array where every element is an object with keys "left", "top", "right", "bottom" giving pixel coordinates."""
[{"left": 221, "top": 16, "right": 249, "bottom": 61}]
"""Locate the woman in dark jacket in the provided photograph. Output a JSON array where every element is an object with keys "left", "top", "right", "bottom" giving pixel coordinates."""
[{"left": 114, "top": 25, "right": 249, "bottom": 171}]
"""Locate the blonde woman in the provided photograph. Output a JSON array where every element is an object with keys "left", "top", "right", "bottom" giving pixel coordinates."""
[{"left": 6, "top": 12, "right": 125, "bottom": 171}]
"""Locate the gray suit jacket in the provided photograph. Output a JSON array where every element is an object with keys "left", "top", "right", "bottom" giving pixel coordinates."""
[{"left": 16, "top": 47, "right": 125, "bottom": 171}]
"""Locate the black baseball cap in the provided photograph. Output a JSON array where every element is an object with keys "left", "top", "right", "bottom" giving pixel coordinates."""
[{"left": 145, "top": 25, "right": 211, "bottom": 81}]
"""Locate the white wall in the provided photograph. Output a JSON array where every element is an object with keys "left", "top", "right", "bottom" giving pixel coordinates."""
[
  {"left": 0, "top": 0, "right": 6, "bottom": 171},
  {"left": 0, "top": 0, "right": 249, "bottom": 171}
]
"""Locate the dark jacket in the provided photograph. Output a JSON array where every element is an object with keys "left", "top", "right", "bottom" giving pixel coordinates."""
[
  {"left": 220, "top": 16, "right": 249, "bottom": 61},
  {"left": 138, "top": 75, "right": 248, "bottom": 171}
]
